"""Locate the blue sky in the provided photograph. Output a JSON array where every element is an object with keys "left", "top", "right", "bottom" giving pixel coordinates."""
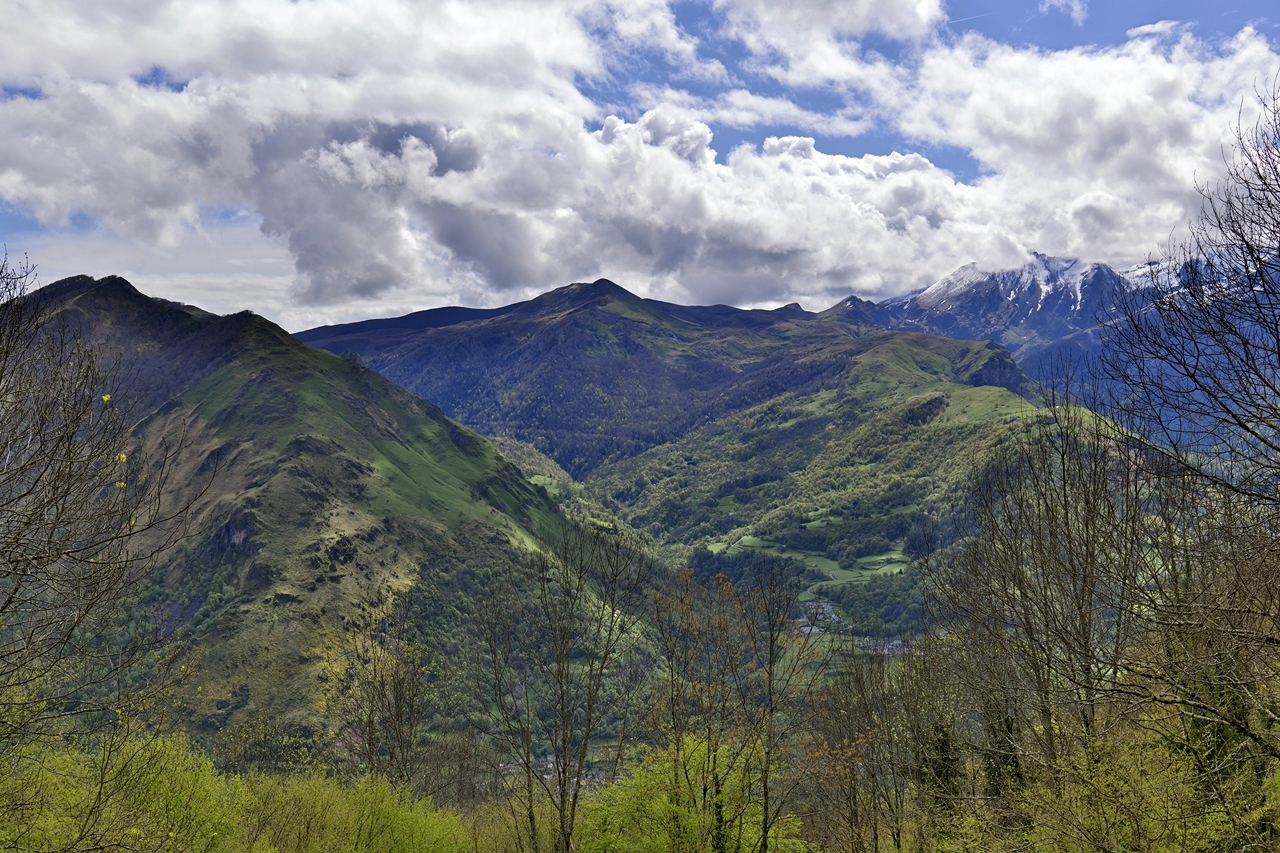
[{"left": 0, "top": 0, "right": 1276, "bottom": 328}]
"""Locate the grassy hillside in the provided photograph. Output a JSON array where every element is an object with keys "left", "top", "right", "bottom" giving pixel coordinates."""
[
  {"left": 43, "top": 276, "right": 559, "bottom": 734},
  {"left": 594, "top": 336, "right": 1029, "bottom": 561}
]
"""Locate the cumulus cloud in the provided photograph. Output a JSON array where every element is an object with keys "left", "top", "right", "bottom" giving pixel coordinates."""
[
  {"left": 632, "top": 86, "right": 872, "bottom": 137},
  {"left": 891, "top": 28, "right": 1279, "bottom": 260},
  {"left": 1039, "top": 0, "right": 1088, "bottom": 26},
  {"left": 0, "top": 0, "right": 1276, "bottom": 326},
  {"left": 716, "top": 0, "right": 946, "bottom": 50}
]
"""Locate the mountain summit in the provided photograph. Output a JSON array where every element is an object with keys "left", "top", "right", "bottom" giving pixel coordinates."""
[
  {"left": 299, "top": 278, "right": 1029, "bottom": 478},
  {"left": 873, "top": 253, "right": 1134, "bottom": 373}
]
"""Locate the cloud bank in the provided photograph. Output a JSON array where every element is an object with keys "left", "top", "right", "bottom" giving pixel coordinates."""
[{"left": 0, "top": 0, "right": 1276, "bottom": 325}]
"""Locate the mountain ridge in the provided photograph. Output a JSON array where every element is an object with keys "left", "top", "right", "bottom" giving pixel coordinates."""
[
  {"left": 300, "top": 253, "right": 1137, "bottom": 375},
  {"left": 37, "top": 274, "right": 559, "bottom": 736}
]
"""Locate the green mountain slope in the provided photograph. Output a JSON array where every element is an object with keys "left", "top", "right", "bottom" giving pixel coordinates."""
[
  {"left": 43, "top": 276, "right": 558, "bottom": 732},
  {"left": 594, "top": 333, "right": 1029, "bottom": 561},
  {"left": 300, "top": 280, "right": 1035, "bottom": 612}
]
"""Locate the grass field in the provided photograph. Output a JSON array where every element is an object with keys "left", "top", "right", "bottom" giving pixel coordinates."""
[{"left": 709, "top": 534, "right": 909, "bottom": 602}]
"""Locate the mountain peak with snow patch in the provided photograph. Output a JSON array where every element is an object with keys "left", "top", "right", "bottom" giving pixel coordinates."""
[{"left": 872, "top": 254, "right": 1139, "bottom": 370}]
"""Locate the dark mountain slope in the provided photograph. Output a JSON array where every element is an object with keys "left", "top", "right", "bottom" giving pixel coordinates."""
[
  {"left": 302, "top": 278, "right": 1030, "bottom": 480},
  {"left": 295, "top": 303, "right": 520, "bottom": 363},
  {"left": 39, "top": 275, "right": 557, "bottom": 733}
]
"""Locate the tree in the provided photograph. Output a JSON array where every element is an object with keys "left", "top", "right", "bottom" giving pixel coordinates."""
[
  {"left": 1098, "top": 85, "right": 1280, "bottom": 844},
  {"left": 477, "top": 520, "right": 653, "bottom": 853},
  {"left": 0, "top": 255, "right": 189, "bottom": 846},
  {"left": 649, "top": 559, "right": 828, "bottom": 853},
  {"left": 652, "top": 569, "right": 756, "bottom": 853},
  {"left": 804, "top": 641, "right": 967, "bottom": 853},
  {"left": 736, "top": 558, "right": 827, "bottom": 853},
  {"left": 1103, "top": 85, "right": 1280, "bottom": 506},
  {"left": 337, "top": 606, "right": 437, "bottom": 792},
  {"left": 929, "top": 390, "right": 1149, "bottom": 762}
]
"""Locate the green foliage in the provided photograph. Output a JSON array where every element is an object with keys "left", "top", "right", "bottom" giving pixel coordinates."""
[
  {"left": 9, "top": 721, "right": 1261, "bottom": 853},
  {"left": 0, "top": 734, "right": 469, "bottom": 853},
  {"left": 595, "top": 378, "right": 1024, "bottom": 569},
  {"left": 242, "top": 772, "right": 468, "bottom": 853},
  {"left": 578, "top": 742, "right": 808, "bottom": 853},
  {"left": 821, "top": 569, "right": 924, "bottom": 637}
]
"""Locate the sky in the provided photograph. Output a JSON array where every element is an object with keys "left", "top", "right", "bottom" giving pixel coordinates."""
[{"left": 0, "top": 1, "right": 1277, "bottom": 330}]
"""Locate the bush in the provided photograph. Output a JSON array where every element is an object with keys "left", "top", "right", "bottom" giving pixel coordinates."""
[{"left": 0, "top": 735, "right": 469, "bottom": 853}]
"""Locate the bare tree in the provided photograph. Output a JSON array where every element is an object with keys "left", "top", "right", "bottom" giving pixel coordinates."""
[
  {"left": 477, "top": 521, "right": 653, "bottom": 853},
  {"left": 1095, "top": 84, "right": 1280, "bottom": 844},
  {"left": 924, "top": 386, "right": 1152, "bottom": 801},
  {"left": 0, "top": 256, "right": 188, "bottom": 739},
  {"left": 652, "top": 569, "right": 758, "bottom": 853},
  {"left": 804, "top": 642, "right": 967, "bottom": 853},
  {"left": 805, "top": 650, "right": 908, "bottom": 853},
  {"left": 650, "top": 560, "right": 829, "bottom": 853},
  {"left": 736, "top": 558, "right": 828, "bottom": 853},
  {"left": 1103, "top": 84, "right": 1280, "bottom": 506},
  {"left": 0, "top": 256, "right": 191, "bottom": 848},
  {"left": 1117, "top": 484, "right": 1280, "bottom": 845},
  {"left": 337, "top": 607, "right": 437, "bottom": 792}
]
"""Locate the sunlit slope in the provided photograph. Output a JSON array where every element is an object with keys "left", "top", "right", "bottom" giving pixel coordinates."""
[
  {"left": 41, "top": 275, "right": 557, "bottom": 732},
  {"left": 591, "top": 332, "right": 1031, "bottom": 562}
]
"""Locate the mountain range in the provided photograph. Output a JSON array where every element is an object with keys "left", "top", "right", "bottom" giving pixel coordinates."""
[
  {"left": 825, "top": 253, "right": 1141, "bottom": 377},
  {"left": 30, "top": 253, "right": 1127, "bottom": 729},
  {"left": 304, "top": 252, "right": 1137, "bottom": 390},
  {"left": 298, "top": 276, "right": 1038, "bottom": 617}
]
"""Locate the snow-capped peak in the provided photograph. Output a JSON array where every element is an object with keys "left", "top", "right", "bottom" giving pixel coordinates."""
[{"left": 916, "top": 254, "right": 1106, "bottom": 313}]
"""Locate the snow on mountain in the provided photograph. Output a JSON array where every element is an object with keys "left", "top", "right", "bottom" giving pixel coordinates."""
[
  {"left": 914, "top": 255, "right": 1101, "bottom": 314},
  {"left": 871, "top": 253, "right": 1138, "bottom": 368}
]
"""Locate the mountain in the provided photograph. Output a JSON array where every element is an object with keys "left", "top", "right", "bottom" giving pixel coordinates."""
[
  {"left": 866, "top": 254, "right": 1137, "bottom": 377},
  {"left": 41, "top": 275, "right": 558, "bottom": 734},
  {"left": 299, "top": 279, "right": 1035, "bottom": 605}
]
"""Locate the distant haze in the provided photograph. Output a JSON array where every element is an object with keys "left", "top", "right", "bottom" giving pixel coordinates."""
[{"left": 0, "top": 0, "right": 1277, "bottom": 329}]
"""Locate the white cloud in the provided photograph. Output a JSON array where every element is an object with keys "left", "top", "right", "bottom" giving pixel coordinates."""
[
  {"left": 632, "top": 86, "right": 872, "bottom": 137},
  {"left": 1039, "top": 0, "right": 1088, "bottom": 27},
  {"left": 1126, "top": 21, "right": 1188, "bottom": 40},
  {"left": 890, "top": 28, "right": 1279, "bottom": 261},
  {"left": 715, "top": 0, "right": 946, "bottom": 49},
  {"left": 708, "top": 0, "right": 924, "bottom": 91},
  {"left": 0, "top": 0, "right": 1276, "bottom": 327}
]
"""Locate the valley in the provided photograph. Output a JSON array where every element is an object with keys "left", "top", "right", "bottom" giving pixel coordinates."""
[
  {"left": 5, "top": 5, "right": 1274, "bottom": 848},
  {"left": 34, "top": 254, "right": 1138, "bottom": 735},
  {"left": 12, "top": 246, "right": 1276, "bottom": 853}
]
